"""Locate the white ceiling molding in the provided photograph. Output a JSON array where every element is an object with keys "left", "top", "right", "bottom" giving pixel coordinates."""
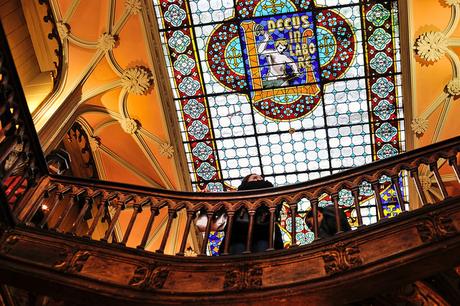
[{"left": 413, "top": 1, "right": 460, "bottom": 141}]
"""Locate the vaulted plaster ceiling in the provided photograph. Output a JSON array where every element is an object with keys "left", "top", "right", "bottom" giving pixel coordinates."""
[{"left": 32, "top": 0, "right": 191, "bottom": 191}]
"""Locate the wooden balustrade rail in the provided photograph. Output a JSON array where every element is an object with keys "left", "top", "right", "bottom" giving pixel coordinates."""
[
  {"left": 12, "top": 135, "right": 460, "bottom": 256},
  {"left": 0, "top": 22, "right": 48, "bottom": 225}
]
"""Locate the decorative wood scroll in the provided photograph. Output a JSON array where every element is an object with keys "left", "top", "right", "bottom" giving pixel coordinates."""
[{"left": 322, "top": 241, "right": 363, "bottom": 275}]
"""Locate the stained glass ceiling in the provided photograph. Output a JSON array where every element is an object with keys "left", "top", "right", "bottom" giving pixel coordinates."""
[{"left": 152, "top": 0, "right": 405, "bottom": 191}]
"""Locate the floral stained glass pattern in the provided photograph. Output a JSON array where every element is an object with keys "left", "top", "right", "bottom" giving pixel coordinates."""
[{"left": 153, "top": 0, "right": 405, "bottom": 191}]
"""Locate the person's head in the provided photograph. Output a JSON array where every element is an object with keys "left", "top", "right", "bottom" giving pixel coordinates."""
[
  {"left": 238, "top": 173, "right": 273, "bottom": 191},
  {"left": 275, "top": 38, "right": 288, "bottom": 53},
  {"left": 306, "top": 207, "right": 324, "bottom": 229}
]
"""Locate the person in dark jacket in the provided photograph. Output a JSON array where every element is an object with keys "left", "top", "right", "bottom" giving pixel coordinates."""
[
  {"left": 306, "top": 206, "right": 351, "bottom": 239},
  {"left": 228, "top": 173, "right": 283, "bottom": 254}
]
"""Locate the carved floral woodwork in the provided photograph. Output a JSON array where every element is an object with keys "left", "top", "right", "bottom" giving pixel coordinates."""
[
  {"left": 128, "top": 265, "right": 170, "bottom": 290},
  {"left": 416, "top": 213, "right": 457, "bottom": 243},
  {"left": 0, "top": 196, "right": 459, "bottom": 305},
  {"left": 67, "top": 250, "right": 91, "bottom": 273},
  {"left": 224, "top": 265, "right": 263, "bottom": 291},
  {"left": 322, "top": 242, "right": 363, "bottom": 275},
  {"left": 58, "top": 122, "right": 98, "bottom": 179}
]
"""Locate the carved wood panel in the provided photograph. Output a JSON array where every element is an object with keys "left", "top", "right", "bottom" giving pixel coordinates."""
[{"left": 322, "top": 241, "right": 363, "bottom": 275}]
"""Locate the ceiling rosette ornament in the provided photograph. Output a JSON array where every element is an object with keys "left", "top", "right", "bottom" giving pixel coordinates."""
[
  {"left": 121, "top": 67, "right": 154, "bottom": 95},
  {"left": 120, "top": 118, "right": 139, "bottom": 134},
  {"left": 446, "top": 0, "right": 460, "bottom": 6},
  {"left": 446, "top": 78, "right": 460, "bottom": 96},
  {"left": 414, "top": 31, "right": 448, "bottom": 62},
  {"left": 97, "top": 33, "right": 117, "bottom": 52},
  {"left": 125, "top": 0, "right": 142, "bottom": 15},
  {"left": 411, "top": 117, "right": 429, "bottom": 136},
  {"left": 160, "top": 143, "right": 174, "bottom": 159}
]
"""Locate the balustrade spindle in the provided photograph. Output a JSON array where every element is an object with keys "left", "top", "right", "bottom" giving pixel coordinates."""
[
  {"left": 39, "top": 186, "right": 71, "bottom": 228},
  {"left": 331, "top": 194, "right": 343, "bottom": 233},
  {"left": 351, "top": 188, "right": 363, "bottom": 226},
  {"left": 85, "top": 196, "right": 106, "bottom": 238},
  {"left": 267, "top": 207, "right": 276, "bottom": 251},
  {"left": 177, "top": 210, "right": 195, "bottom": 256},
  {"left": 101, "top": 199, "right": 124, "bottom": 242},
  {"left": 244, "top": 210, "right": 255, "bottom": 254},
  {"left": 449, "top": 156, "right": 460, "bottom": 183},
  {"left": 199, "top": 211, "right": 213, "bottom": 256},
  {"left": 222, "top": 211, "right": 235, "bottom": 255},
  {"left": 311, "top": 199, "right": 320, "bottom": 238},
  {"left": 121, "top": 204, "right": 142, "bottom": 245},
  {"left": 51, "top": 194, "right": 79, "bottom": 231},
  {"left": 38, "top": 192, "right": 59, "bottom": 228},
  {"left": 391, "top": 176, "right": 406, "bottom": 213},
  {"left": 411, "top": 169, "right": 429, "bottom": 206},
  {"left": 430, "top": 163, "right": 449, "bottom": 200},
  {"left": 289, "top": 203, "right": 298, "bottom": 246},
  {"left": 157, "top": 210, "right": 177, "bottom": 254},
  {"left": 137, "top": 204, "right": 157, "bottom": 250},
  {"left": 23, "top": 187, "right": 53, "bottom": 224},
  {"left": 69, "top": 197, "right": 92, "bottom": 235},
  {"left": 372, "top": 182, "right": 385, "bottom": 220}
]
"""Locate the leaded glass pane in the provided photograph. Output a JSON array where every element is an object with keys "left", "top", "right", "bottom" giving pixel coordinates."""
[{"left": 152, "top": 0, "right": 405, "bottom": 191}]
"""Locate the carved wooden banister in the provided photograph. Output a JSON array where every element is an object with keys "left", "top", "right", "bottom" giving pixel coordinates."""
[
  {"left": 0, "top": 21, "right": 48, "bottom": 224},
  {"left": 4, "top": 135, "right": 456, "bottom": 256}
]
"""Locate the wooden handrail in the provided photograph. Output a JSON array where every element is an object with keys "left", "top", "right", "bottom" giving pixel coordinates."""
[
  {"left": 8, "top": 135, "right": 458, "bottom": 256},
  {"left": 0, "top": 22, "right": 48, "bottom": 216}
]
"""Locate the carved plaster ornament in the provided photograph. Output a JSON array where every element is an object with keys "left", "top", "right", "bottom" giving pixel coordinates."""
[
  {"left": 121, "top": 67, "right": 154, "bottom": 95},
  {"left": 446, "top": 0, "right": 460, "bottom": 6},
  {"left": 160, "top": 142, "right": 174, "bottom": 158},
  {"left": 89, "top": 136, "right": 101, "bottom": 151},
  {"left": 419, "top": 175, "right": 432, "bottom": 192},
  {"left": 411, "top": 117, "right": 429, "bottom": 135},
  {"left": 56, "top": 21, "right": 70, "bottom": 39},
  {"left": 414, "top": 31, "right": 448, "bottom": 62},
  {"left": 120, "top": 118, "right": 139, "bottom": 134},
  {"left": 446, "top": 78, "right": 460, "bottom": 96},
  {"left": 125, "top": 0, "right": 142, "bottom": 15},
  {"left": 97, "top": 33, "right": 116, "bottom": 52}
]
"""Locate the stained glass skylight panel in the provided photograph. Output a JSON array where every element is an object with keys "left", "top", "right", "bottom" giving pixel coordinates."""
[{"left": 152, "top": 0, "right": 405, "bottom": 191}]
